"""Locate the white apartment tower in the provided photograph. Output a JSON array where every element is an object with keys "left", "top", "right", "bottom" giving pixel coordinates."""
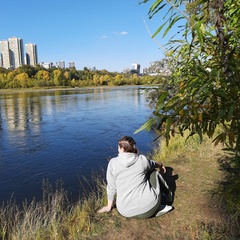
[
  {"left": 56, "top": 61, "right": 65, "bottom": 69},
  {"left": 0, "top": 40, "right": 11, "bottom": 69},
  {"left": 69, "top": 61, "right": 75, "bottom": 68},
  {"left": 8, "top": 37, "right": 24, "bottom": 68},
  {"left": 25, "top": 43, "right": 38, "bottom": 66},
  {"left": 131, "top": 63, "right": 141, "bottom": 75}
]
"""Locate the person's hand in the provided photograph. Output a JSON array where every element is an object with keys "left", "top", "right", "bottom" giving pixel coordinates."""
[
  {"left": 160, "top": 165, "right": 166, "bottom": 173},
  {"left": 97, "top": 206, "right": 111, "bottom": 213},
  {"left": 156, "top": 162, "right": 166, "bottom": 173}
]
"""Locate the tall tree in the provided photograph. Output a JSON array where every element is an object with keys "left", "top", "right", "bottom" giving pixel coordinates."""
[
  {"left": 138, "top": 0, "right": 240, "bottom": 150},
  {"left": 53, "top": 69, "right": 63, "bottom": 86},
  {"left": 137, "top": 0, "right": 240, "bottom": 215}
]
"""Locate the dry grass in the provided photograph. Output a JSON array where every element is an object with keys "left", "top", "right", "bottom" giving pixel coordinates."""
[
  {"left": 0, "top": 133, "right": 239, "bottom": 239},
  {"left": 0, "top": 178, "right": 104, "bottom": 240},
  {"left": 94, "top": 133, "right": 240, "bottom": 240}
]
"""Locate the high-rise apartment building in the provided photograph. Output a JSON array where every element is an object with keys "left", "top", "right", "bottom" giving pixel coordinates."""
[
  {"left": 69, "top": 61, "right": 75, "bottom": 68},
  {"left": 56, "top": 61, "right": 65, "bottom": 69},
  {"left": 131, "top": 63, "right": 141, "bottom": 75},
  {"left": 8, "top": 37, "right": 24, "bottom": 68},
  {"left": 0, "top": 40, "right": 11, "bottom": 69},
  {"left": 25, "top": 43, "right": 38, "bottom": 66}
]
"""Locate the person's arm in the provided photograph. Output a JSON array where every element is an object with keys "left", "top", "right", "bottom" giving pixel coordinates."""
[
  {"left": 97, "top": 199, "right": 114, "bottom": 213},
  {"left": 98, "top": 161, "right": 116, "bottom": 213}
]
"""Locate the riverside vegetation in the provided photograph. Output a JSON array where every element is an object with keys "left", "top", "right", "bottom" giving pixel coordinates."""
[
  {"left": 0, "top": 65, "right": 167, "bottom": 89},
  {"left": 0, "top": 131, "right": 239, "bottom": 240}
]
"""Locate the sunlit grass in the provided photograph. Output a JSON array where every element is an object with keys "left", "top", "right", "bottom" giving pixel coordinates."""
[
  {"left": 0, "top": 177, "right": 106, "bottom": 240},
  {"left": 153, "top": 130, "right": 203, "bottom": 163}
]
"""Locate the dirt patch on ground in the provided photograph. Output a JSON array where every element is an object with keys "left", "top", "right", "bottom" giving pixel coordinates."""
[{"left": 94, "top": 141, "right": 239, "bottom": 240}]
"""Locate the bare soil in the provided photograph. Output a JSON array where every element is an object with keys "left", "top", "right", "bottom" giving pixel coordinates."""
[{"left": 94, "top": 141, "right": 239, "bottom": 240}]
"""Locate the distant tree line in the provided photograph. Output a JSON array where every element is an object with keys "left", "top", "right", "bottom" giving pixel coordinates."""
[{"left": 0, "top": 65, "right": 169, "bottom": 89}]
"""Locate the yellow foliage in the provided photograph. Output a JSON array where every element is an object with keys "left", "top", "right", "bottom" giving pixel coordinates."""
[
  {"left": 179, "top": 109, "right": 184, "bottom": 118},
  {"left": 115, "top": 74, "right": 122, "bottom": 81},
  {"left": 179, "top": 81, "right": 184, "bottom": 89},
  {"left": 35, "top": 70, "right": 50, "bottom": 81},
  {"left": 93, "top": 75, "right": 100, "bottom": 85},
  {"left": 14, "top": 73, "right": 29, "bottom": 81},
  {"left": 7, "top": 71, "right": 16, "bottom": 81},
  {"left": 99, "top": 75, "right": 105, "bottom": 84},
  {"left": 64, "top": 71, "right": 70, "bottom": 80}
]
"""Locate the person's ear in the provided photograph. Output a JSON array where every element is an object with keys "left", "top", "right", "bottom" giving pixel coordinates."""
[{"left": 118, "top": 146, "right": 124, "bottom": 153}]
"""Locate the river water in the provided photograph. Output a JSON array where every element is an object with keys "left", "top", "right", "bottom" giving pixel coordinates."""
[{"left": 0, "top": 86, "right": 156, "bottom": 204}]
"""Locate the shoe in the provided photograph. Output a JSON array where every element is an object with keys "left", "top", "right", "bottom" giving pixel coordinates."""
[
  {"left": 165, "top": 191, "right": 173, "bottom": 203},
  {"left": 155, "top": 205, "right": 173, "bottom": 217}
]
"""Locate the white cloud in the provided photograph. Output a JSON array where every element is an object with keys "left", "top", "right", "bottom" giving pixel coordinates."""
[
  {"left": 120, "top": 31, "right": 128, "bottom": 35},
  {"left": 101, "top": 34, "right": 108, "bottom": 39},
  {"left": 113, "top": 31, "right": 128, "bottom": 35},
  {"left": 101, "top": 31, "right": 128, "bottom": 39}
]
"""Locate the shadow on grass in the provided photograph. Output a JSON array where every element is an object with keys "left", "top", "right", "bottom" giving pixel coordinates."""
[
  {"left": 215, "top": 156, "right": 240, "bottom": 221},
  {"left": 162, "top": 166, "right": 178, "bottom": 205}
]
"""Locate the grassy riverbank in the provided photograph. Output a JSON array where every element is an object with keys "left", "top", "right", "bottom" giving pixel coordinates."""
[
  {"left": 0, "top": 133, "right": 239, "bottom": 239},
  {"left": 0, "top": 85, "right": 148, "bottom": 94},
  {"left": 0, "top": 86, "right": 88, "bottom": 93}
]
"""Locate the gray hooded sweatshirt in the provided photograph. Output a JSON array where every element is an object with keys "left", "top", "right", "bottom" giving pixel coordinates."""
[{"left": 106, "top": 152, "right": 160, "bottom": 217}]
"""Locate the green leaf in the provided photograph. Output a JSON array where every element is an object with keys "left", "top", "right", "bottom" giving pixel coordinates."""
[
  {"left": 195, "top": 20, "right": 204, "bottom": 46},
  {"left": 214, "top": 89, "right": 227, "bottom": 98},
  {"left": 166, "top": 116, "right": 172, "bottom": 133},
  {"left": 163, "top": 16, "right": 185, "bottom": 38},
  {"left": 216, "top": 110, "right": 226, "bottom": 123},
  {"left": 139, "top": 0, "right": 150, "bottom": 4},
  {"left": 134, "top": 117, "right": 157, "bottom": 134},
  {"left": 148, "top": 0, "right": 165, "bottom": 18},
  {"left": 155, "top": 91, "right": 168, "bottom": 112},
  {"left": 151, "top": 19, "right": 168, "bottom": 38},
  {"left": 227, "top": 104, "right": 235, "bottom": 121}
]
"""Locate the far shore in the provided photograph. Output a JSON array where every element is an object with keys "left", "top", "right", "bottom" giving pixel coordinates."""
[
  {"left": 0, "top": 87, "right": 73, "bottom": 94},
  {"left": 0, "top": 85, "right": 154, "bottom": 94},
  {"left": 0, "top": 86, "right": 99, "bottom": 94}
]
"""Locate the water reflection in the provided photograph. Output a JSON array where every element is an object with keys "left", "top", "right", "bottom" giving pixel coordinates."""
[{"left": 0, "top": 87, "right": 155, "bottom": 204}]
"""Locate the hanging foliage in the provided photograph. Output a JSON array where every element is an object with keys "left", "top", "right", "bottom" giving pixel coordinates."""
[{"left": 137, "top": 0, "right": 240, "bottom": 156}]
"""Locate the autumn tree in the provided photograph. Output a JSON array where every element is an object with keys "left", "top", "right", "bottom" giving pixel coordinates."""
[
  {"left": 138, "top": 0, "right": 240, "bottom": 217},
  {"left": 35, "top": 70, "right": 51, "bottom": 81},
  {"left": 93, "top": 74, "right": 100, "bottom": 85},
  {"left": 100, "top": 75, "right": 110, "bottom": 85},
  {"left": 0, "top": 73, "right": 8, "bottom": 88},
  {"left": 113, "top": 74, "right": 125, "bottom": 85},
  {"left": 53, "top": 69, "right": 63, "bottom": 86},
  {"left": 7, "top": 71, "right": 18, "bottom": 81},
  {"left": 14, "top": 73, "right": 30, "bottom": 88},
  {"left": 63, "top": 71, "right": 70, "bottom": 80}
]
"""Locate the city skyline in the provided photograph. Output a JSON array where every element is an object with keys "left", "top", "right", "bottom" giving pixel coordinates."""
[
  {"left": 0, "top": 36, "right": 74, "bottom": 70},
  {"left": 0, "top": 36, "right": 38, "bottom": 69},
  {"left": 0, "top": 36, "right": 141, "bottom": 72},
  {"left": 0, "top": 1, "right": 178, "bottom": 73}
]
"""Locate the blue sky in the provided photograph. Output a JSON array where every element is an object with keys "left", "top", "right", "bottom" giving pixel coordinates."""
[{"left": 1, "top": 0, "right": 173, "bottom": 72}]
